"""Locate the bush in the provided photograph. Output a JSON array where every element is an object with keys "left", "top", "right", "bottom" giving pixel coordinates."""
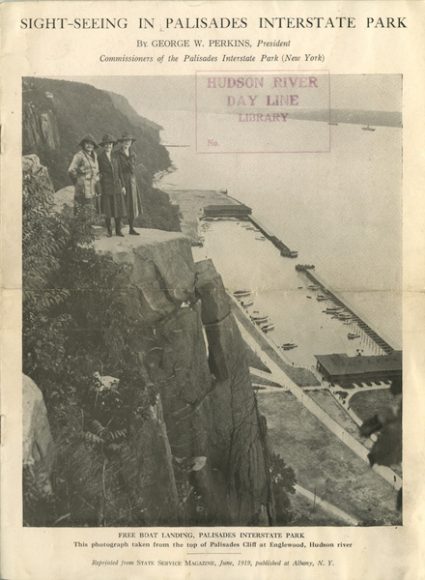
[{"left": 23, "top": 164, "right": 158, "bottom": 525}]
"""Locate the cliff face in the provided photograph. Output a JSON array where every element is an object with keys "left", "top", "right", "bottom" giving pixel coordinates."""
[
  {"left": 23, "top": 154, "right": 273, "bottom": 525},
  {"left": 22, "top": 77, "right": 180, "bottom": 231},
  {"left": 88, "top": 233, "right": 272, "bottom": 525}
]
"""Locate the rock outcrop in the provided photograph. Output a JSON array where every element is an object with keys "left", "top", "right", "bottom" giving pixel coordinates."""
[
  {"left": 23, "top": 375, "right": 55, "bottom": 495},
  {"left": 22, "top": 150, "right": 278, "bottom": 525},
  {"left": 90, "top": 232, "right": 273, "bottom": 525}
]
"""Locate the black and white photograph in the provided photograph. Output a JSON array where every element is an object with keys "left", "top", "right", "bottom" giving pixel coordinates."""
[{"left": 22, "top": 73, "right": 402, "bottom": 528}]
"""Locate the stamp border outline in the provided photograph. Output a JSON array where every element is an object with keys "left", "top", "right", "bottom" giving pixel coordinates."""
[{"left": 195, "top": 69, "right": 331, "bottom": 154}]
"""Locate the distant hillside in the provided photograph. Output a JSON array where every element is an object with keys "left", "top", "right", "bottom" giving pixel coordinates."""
[
  {"left": 288, "top": 108, "right": 402, "bottom": 128},
  {"left": 22, "top": 77, "right": 180, "bottom": 231},
  {"left": 107, "top": 91, "right": 162, "bottom": 133}
]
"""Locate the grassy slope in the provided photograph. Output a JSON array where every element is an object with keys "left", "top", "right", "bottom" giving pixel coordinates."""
[{"left": 258, "top": 391, "right": 400, "bottom": 525}]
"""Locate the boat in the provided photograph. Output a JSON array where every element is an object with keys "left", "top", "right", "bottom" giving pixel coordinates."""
[
  {"left": 362, "top": 124, "right": 376, "bottom": 132},
  {"left": 233, "top": 290, "right": 251, "bottom": 297},
  {"left": 316, "top": 295, "right": 328, "bottom": 302},
  {"left": 306, "top": 296, "right": 312, "bottom": 299},
  {"left": 255, "top": 235, "right": 266, "bottom": 241},
  {"left": 282, "top": 343, "right": 298, "bottom": 350},
  {"left": 297, "top": 286, "right": 303, "bottom": 290},
  {"left": 261, "top": 324, "right": 275, "bottom": 333},
  {"left": 240, "top": 300, "right": 254, "bottom": 308},
  {"left": 251, "top": 315, "right": 269, "bottom": 323},
  {"left": 348, "top": 333, "right": 361, "bottom": 339}
]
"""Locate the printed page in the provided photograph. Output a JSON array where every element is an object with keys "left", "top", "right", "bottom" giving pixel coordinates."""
[{"left": 1, "top": 1, "right": 424, "bottom": 579}]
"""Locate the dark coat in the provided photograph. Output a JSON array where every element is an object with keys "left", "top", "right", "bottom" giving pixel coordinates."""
[
  {"left": 115, "top": 149, "right": 143, "bottom": 220},
  {"left": 98, "top": 149, "right": 127, "bottom": 219}
]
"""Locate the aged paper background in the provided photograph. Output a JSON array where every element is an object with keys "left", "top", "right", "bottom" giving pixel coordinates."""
[{"left": 1, "top": 1, "right": 425, "bottom": 579}]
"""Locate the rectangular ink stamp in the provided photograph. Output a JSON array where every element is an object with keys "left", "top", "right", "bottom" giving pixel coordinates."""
[{"left": 196, "top": 70, "right": 330, "bottom": 153}]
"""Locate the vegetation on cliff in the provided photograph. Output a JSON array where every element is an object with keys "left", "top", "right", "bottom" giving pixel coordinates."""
[{"left": 23, "top": 158, "right": 162, "bottom": 525}]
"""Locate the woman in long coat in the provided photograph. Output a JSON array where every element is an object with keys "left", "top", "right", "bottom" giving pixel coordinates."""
[
  {"left": 115, "top": 133, "right": 143, "bottom": 235},
  {"left": 97, "top": 134, "right": 127, "bottom": 237},
  {"left": 68, "top": 134, "right": 100, "bottom": 215}
]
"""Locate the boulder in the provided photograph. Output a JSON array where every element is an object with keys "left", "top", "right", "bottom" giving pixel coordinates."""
[{"left": 23, "top": 375, "right": 55, "bottom": 495}]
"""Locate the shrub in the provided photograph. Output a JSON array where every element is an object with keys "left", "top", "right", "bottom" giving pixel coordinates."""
[{"left": 23, "top": 163, "right": 158, "bottom": 525}]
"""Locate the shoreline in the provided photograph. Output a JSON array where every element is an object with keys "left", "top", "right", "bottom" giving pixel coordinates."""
[{"left": 167, "top": 187, "right": 398, "bottom": 356}]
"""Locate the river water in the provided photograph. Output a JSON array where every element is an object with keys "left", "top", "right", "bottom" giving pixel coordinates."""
[{"left": 157, "top": 111, "right": 402, "bottom": 349}]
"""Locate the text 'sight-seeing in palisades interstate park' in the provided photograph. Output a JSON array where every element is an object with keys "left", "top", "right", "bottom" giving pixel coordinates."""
[{"left": 1, "top": 2, "right": 424, "bottom": 580}]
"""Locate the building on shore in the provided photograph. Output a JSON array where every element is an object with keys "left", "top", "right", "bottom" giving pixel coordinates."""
[{"left": 314, "top": 351, "right": 402, "bottom": 386}]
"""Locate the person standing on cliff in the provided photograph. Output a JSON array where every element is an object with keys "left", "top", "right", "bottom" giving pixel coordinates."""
[
  {"left": 68, "top": 134, "right": 101, "bottom": 215},
  {"left": 115, "top": 133, "right": 143, "bottom": 235},
  {"left": 97, "top": 134, "right": 127, "bottom": 237}
]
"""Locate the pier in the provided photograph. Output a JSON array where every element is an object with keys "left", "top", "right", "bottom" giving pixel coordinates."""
[
  {"left": 298, "top": 267, "right": 395, "bottom": 354},
  {"left": 248, "top": 216, "right": 298, "bottom": 258}
]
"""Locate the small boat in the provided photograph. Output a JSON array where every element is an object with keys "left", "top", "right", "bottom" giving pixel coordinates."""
[
  {"left": 240, "top": 300, "right": 254, "bottom": 308},
  {"left": 282, "top": 343, "right": 298, "bottom": 350},
  {"left": 316, "top": 296, "right": 328, "bottom": 302},
  {"left": 251, "top": 313, "right": 268, "bottom": 320},
  {"left": 261, "top": 324, "right": 275, "bottom": 333},
  {"left": 251, "top": 316, "right": 269, "bottom": 324},
  {"left": 255, "top": 235, "right": 266, "bottom": 241},
  {"left": 297, "top": 286, "right": 303, "bottom": 290},
  {"left": 362, "top": 124, "right": 376, "bottom": 132},
  {"left": 233, "top": 290, "right": 251, "bottom": 297},
  {"left": 306, "top": 295, "right": 312, "bottom": 299},
  {"left": 348, "top": 333, "right": 360, "bottom": 340}
]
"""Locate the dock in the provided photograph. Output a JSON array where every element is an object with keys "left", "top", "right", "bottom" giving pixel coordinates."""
[
  {"left": 247, "top": 216, "right": 298, "bottom": 258},
  {"left": 298, "top": 267, "right": 395, "bottom": 354}
]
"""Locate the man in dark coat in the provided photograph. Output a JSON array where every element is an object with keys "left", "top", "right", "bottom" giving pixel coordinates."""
[
  {"left": 115, "top": 133, "right": 143, "bottom": 235},
  {"left": 97, "top": 134, "right": 127, "bottom": 237}
]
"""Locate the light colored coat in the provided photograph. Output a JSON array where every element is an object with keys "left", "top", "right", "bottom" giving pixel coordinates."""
[{"left": 68, "top": 150, "right": 100, "bottom": 201}]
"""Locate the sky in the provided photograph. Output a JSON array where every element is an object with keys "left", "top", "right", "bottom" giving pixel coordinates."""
[{"left": 57, "top": 75, "right": 402, "bottom": 127}]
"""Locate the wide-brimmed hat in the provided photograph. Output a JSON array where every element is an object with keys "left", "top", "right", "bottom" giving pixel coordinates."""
[
  {"left": 118, "top": 132, "right": 136, "bottom": 143},
  {"left": 79, "top": 134, "right": 98, "bottom": 148},
  {"left": 99, "top": 133, "right": 117, "bottom": 146}
]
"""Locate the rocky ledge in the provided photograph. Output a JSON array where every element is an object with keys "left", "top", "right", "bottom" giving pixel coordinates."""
[{"left": 91, "top": 229, "right": 273, "bottom": 525}]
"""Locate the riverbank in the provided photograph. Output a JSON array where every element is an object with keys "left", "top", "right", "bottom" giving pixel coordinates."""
[{"left": 166, "top": 188, "right": 401, "bottom": 524}]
